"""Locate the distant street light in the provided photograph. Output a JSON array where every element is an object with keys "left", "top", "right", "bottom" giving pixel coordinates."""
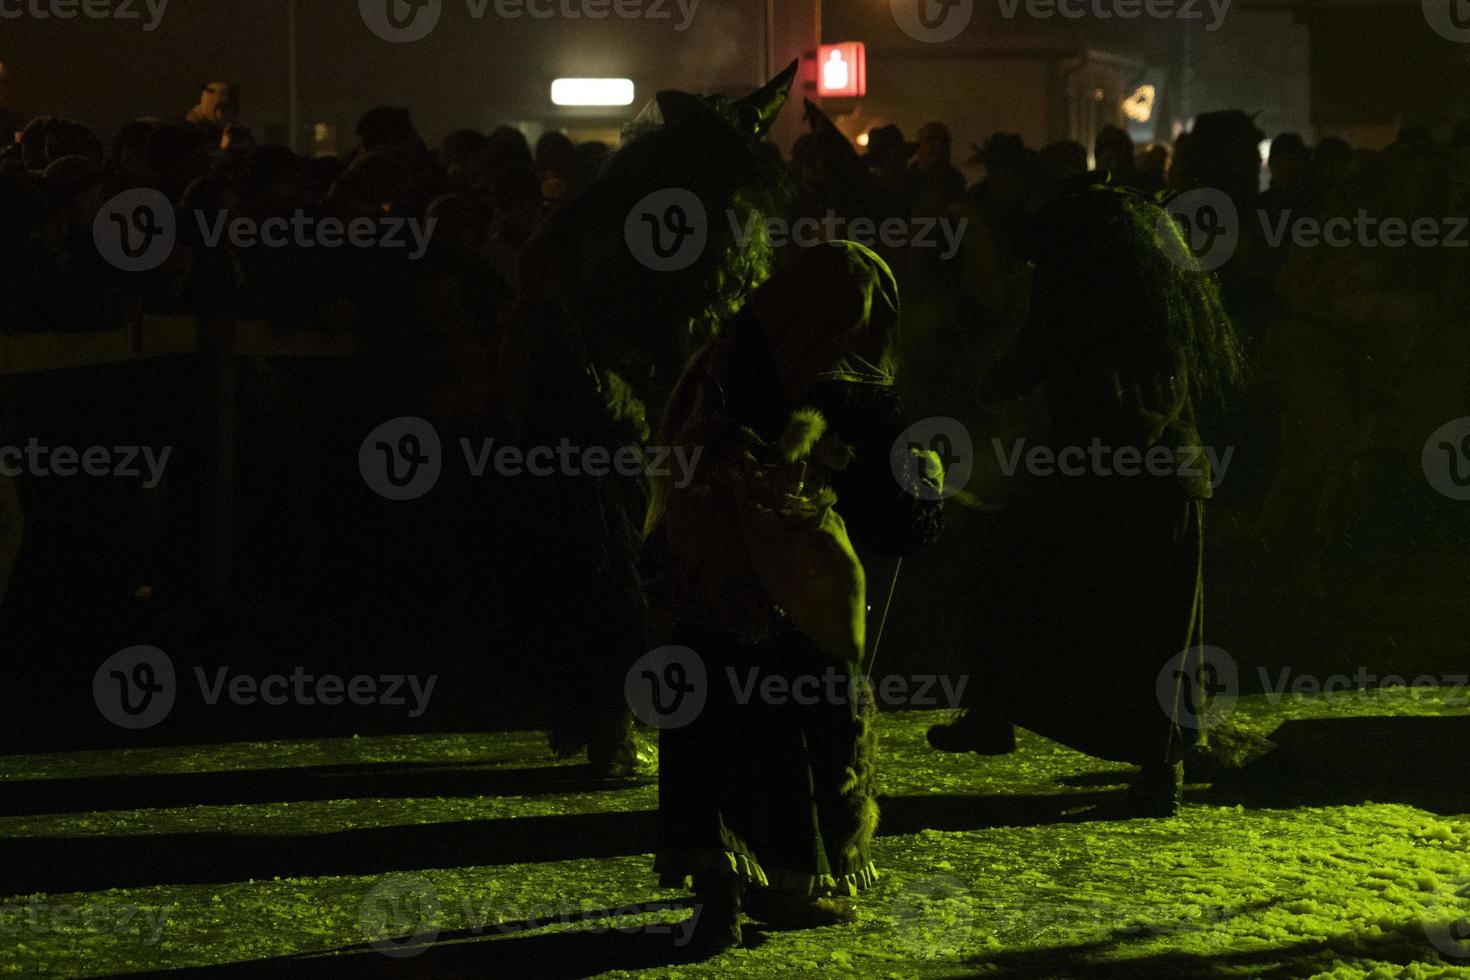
[{"left": 551, "top": 78, "right": 637, "bottom": 107}]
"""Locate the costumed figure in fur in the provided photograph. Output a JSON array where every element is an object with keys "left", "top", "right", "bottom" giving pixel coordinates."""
[
  {"left": 926, "top": 184, "right": 1261, "bottom": 813},
  {"left": 643, "top": 241, "right": 943, "bottom": 950}
]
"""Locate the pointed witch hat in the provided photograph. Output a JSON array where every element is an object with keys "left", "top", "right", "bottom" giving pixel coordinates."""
[{"left": 625, "top": 60, "right": 799, "bottom": 142}]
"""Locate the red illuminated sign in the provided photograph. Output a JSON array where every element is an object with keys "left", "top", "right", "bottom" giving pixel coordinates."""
[{"left": 817, "top": 42, "right": 866, "bottom": 98}]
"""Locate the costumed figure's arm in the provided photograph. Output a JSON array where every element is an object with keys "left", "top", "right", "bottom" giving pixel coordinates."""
[{"left": 803, "top": 381, "right": 942, "bottom": 558}]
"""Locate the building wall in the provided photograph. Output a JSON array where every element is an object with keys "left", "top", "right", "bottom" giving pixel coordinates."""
[{"left": 833, "top": 53, "right": 1055, "bottom": 152}]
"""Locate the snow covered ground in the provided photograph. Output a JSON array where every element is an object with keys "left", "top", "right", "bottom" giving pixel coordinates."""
[{"left": 2, "top": 687, "right": 1467, "bottom": 978}]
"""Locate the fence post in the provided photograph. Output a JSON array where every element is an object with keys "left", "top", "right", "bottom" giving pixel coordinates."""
[{"left": 200, "top": 312, "right": 237, "bottom": 610}]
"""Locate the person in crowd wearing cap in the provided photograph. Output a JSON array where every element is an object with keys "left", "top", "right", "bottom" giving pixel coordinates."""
[
  {"left": 1175, "top": 110, "right": 1264, "bottom": 206},
  {"left": 863, "top": 123, "right": 919, "bottom": 219},
  {"left": 1038, "top": 140, "right": 1088, "bottom": 183}
]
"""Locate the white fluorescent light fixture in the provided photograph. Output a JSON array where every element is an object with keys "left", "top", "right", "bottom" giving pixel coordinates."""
[{"left": 551, "top": 78, "right": 636, "bottom": 107}]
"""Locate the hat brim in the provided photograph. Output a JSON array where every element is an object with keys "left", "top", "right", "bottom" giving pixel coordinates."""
[{"left": 866, "top": 141, "right": 919, "bottom": 160}]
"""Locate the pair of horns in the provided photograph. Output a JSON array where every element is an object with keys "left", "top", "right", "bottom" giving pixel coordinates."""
[{"left": 654, "top": 59, "right": 799, "bottom": 139}]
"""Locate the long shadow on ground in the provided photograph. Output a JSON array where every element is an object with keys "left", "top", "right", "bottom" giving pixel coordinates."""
[
  {"left": 137, "top": 908, "right": 1459, "bottom": 979},
  {"left": 1199, "top": 715, "right": 1470, "bottom": 815},
  {"left": 963, "top": 924, "right": 1459, "bottom": 979},
  {"left": 8, "top": 716, "right": 1468, "bottom": 894},
  {"left": 0, "top": 762, "right": 643, "bottom": 817},
  {"left": 3, "top": 789, "right": 1130, "bottom": 894},
  {"left": 148, "top": 899, "right": 725, "bottom": 980}
]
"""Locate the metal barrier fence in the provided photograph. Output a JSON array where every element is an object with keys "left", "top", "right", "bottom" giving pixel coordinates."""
[{"left": 0, "top": 317, "right": 357, "bottom": 607}]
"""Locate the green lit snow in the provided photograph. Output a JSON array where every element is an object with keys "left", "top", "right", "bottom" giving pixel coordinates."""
[{"left": 1, "top": 689, "right": 1467, "bottom": 978}]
